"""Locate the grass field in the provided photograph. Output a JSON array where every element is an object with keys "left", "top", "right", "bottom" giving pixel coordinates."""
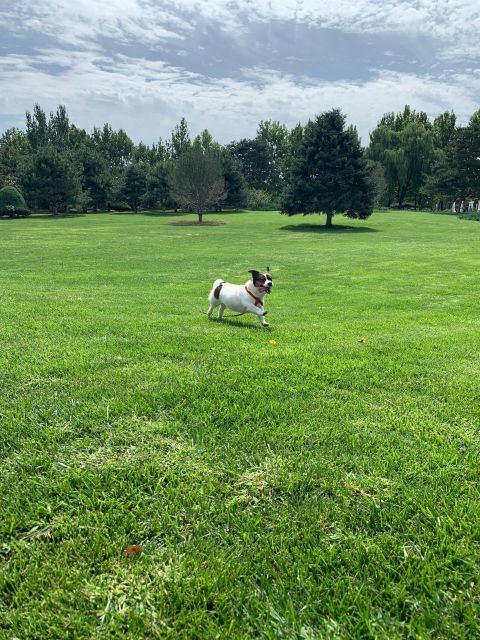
[{"left": 0, "top": 209, "right": 479, "bottom": 639}]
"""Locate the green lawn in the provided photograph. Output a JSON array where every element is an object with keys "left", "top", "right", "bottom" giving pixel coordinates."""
[{"left": 0, "top": 209, "right": 479, "bottom": 639}]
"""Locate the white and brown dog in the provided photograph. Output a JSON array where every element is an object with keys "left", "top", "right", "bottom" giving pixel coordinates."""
[{"left": 207, "top": 269, "right": 273, "bottom": 328}]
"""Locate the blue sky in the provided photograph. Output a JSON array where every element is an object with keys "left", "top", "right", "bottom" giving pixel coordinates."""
[{"left": 1, "top": 0, "right": 479, "bottom": 145}]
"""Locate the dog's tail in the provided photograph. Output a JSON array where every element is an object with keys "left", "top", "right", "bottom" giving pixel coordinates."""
[{"left": 209, "top": 278, "right": 225, "bottom": 302}]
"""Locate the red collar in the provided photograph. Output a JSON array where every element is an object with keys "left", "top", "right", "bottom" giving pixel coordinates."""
[{"left": 245, "top": 286, "right": 263, "bottom": 307}]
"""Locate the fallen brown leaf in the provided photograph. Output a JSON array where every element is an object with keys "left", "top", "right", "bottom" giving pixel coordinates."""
[{"left": 123, "top": 544, "right": 142, "bottom": 557}]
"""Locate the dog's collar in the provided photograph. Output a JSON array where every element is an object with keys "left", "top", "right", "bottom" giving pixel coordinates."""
[{"left": 245, "top": 286, "right": 263, "bottom": 307}]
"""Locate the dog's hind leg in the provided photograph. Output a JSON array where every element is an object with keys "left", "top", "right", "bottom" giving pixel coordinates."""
[
  {"left": 207, "top": 280, "right": 224, "bottom": 318},
  {"left": 207, "top": 302, "right": 218, "bottom": 317},
  {"left": 217, "top": 304, "right": 226, "bottom": 319}
]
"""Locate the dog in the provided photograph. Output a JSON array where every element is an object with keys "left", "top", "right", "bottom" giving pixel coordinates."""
[{"left": 207, "top": 269, "right": 273, "bottom": 328}]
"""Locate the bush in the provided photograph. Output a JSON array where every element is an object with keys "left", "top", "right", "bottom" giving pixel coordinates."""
[
  {"left": 108, "top": 201, "right": 132, "bottom": 212},
  {"left": 246, "top": 188, "right": 279, "bottom": 211},
  {"left": 459, "top": 211, "right": 480, "bottom": 221},
  {"left": 0, "top": 185, "right": 30, "bottom": 217}
]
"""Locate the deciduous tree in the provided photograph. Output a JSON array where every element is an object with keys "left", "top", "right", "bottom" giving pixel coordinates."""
[
  {"left": 367, "top": 105, "right": 435, "bottom": 208},
  {"left": 169, "top": 148, "right": 226, "bottom": 223}
]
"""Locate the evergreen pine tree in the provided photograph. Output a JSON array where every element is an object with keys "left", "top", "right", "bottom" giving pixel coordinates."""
[{"left": 281, "top": 109, "right": 374, "bottom": 227}]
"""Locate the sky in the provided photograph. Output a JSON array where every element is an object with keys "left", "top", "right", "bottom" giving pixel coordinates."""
[{"left": 1, "top": 0, "right": 479, "bottom": 146}]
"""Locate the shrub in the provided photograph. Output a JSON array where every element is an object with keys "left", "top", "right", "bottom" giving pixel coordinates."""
[
  {"left": 0, "top": 185, "right": 30, "bottom": 217},
  {"left": 459, "top": 211, "right": 480, "bottom": 221},
  {"left": 108, "top": 201, "right": 132, "bottom": 212},
  {"left": 246, "top": 187, "right": 279, "bottom": 211}
]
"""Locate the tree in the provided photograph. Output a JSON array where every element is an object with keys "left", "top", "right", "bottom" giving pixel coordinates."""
[
  {"left": 0, "top": 185, "right": 30, "bottom": 217},
  {"left": 25, "top": 104, "right": 71, "bottom": 151},
  {"left": 0, "top": 128, "right": 31, "bottom": 188},
  {"left": 281, "top": 109, "right": 374, "bottom": 227},
  {"left": 193, "top": 129, "right": 216, "bottom": 153},
  {"left": 246, "top": 187, "right": 275, "bottom": 210},
  {"left": 367, "top": 160, "right": 388, "bottom": 208},
  {"left": 25, "top": 104, "right": 49, "bottom": 150},
  {"left": 282, "top": 123, "right": 304, "bottom": 177},
  {"left": 144, "top": 161, "right": 171, "bottom": 209},
  {"left": 92, "top": 124, "right": 134, "bottom": 168},
  {"left": 79, "top": 147, "right": 111, "bottom": 211},
  {"left": 169, "top": 117, "right": 191, "bottom": 158},
  {"left": 220, "top": 150, "right": 247, "bottom": 209},
  {"left": 24, "top": 147, "right": 79, "bottom": 213},
  {"left": 48, "top": 105, "right": 70, "bottom": 150},
  {"left": 123, "top": 163, "right": 147, "bottom": 213},
  {"left": 169, "top": 148, "right": 226, "bottom": 223},
  {"left": 226, "top": 138, "right": 272, "bottom": 192},
  {"left": 433, "top": 111, "right": 457, "bottom": 151},
  {"left": 256, "top": 120, "right": 289, "bottom": 195},
  {"left": 424, "top": 122, "right": 480, "bottom": 205},
  {"left": 367, "top": 105, "right": 435, "bottom": 208}
]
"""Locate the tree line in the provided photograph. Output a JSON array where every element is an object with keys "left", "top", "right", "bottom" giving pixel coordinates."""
[{"left": 0, "top": 103, "right": 479, "bottom": 224}]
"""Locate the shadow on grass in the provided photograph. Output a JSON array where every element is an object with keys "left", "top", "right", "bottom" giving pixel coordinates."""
[
  {"left": 208, "top": 316, "right": 261, "bottom": 330},
  {"left": 2, "top": 209, "right": 248, "bottom": 221},
  {"left": 109, "top": 209, "right": 245, "bottom": 218},
  {"left": 109, "top": 210, "right": 191, "bottom": 218},
  {"left": 209, "top": 209, "right": 247, "bottom": 216},
  {"left": 1, "top": 213, "right": 86, "bottom": 221},
  {"left": 169, "top": 220, "right": 226, "bottom": 226},
  {"left": 281, "top": 223, "right": 379, "bottom": 234},
  {"left": 142, "top": 211, "right": 190, "bottom": 218}
]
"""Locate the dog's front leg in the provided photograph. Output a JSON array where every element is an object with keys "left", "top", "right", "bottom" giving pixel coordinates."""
[{"left": 246, "top": 304, "right": 270, "bottom": 328}]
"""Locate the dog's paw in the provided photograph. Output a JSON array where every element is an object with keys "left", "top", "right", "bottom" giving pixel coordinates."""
[{"left": 262, "top": 322, "right": 270, "bottom": 329}]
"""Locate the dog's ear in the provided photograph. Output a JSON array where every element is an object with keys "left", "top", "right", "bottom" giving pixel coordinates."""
[{"left": 248, "top": 269, "right": 260, "bottom": 280}]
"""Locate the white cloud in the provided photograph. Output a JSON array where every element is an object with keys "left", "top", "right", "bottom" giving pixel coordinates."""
[
  {"left": 3, "top": 1, "right": 480, "bottom": 52},
  {"left": 1, "top": 1, "right": 478, "bottom": 144},
  {"left": 172, "top": 0, "right": 480, "bottom": 43},
  {"left": 1, "top": 1, "right": 187, "bottom": 48},
  {"left": 1, "top": 47, "right": 478, "bottom": 144}
]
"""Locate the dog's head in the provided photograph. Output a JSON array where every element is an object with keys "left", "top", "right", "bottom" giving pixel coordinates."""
[{"left": 248, "top": 268, "right": 273, "bottom": 294}]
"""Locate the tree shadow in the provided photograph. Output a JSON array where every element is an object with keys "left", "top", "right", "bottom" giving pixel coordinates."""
[
  {"left": 280, "top": 223, "right": 379, "bottom": 234},
  {"left": 169, "top": 220, "right": 226, "bottom": 226},
  {"left": 209, "top": 209, "right": 247, "bottom": 215},
  {"left": 141, "top": 211, "right": 191, "bottom": 218},
  {"left": 1, "top": 213, "right": 86, "bottom": 221},
  {"left": 37, "top": 214, "right": 87, "bottom": 221},
  {"left": 141, "top": 209, "right": 245, "bottom": 218},
  {"left": 107, "top": 210, "right": 190, "bottom": 218}
]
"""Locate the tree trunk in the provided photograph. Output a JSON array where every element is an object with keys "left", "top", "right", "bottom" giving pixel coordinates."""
[
  {"left": 198, "top": 209, "right": 203, "bottom": 224},
  {"left": 325, "top": 212, "right": 333, "bottom": 228}
]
